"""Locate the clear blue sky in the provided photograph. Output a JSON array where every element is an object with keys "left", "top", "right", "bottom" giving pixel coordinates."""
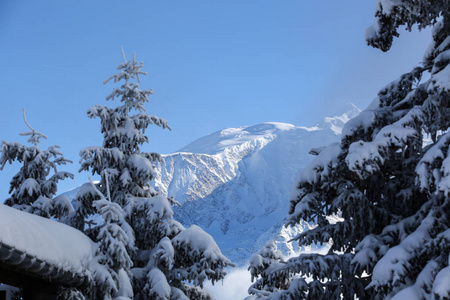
[{"left": 0, "top": 1, "right": 431, "bottom": 198}]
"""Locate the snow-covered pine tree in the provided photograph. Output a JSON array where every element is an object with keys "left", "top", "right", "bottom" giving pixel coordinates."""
[
  {"left": 0, "top": 110, "right": 74, "bottom": 219},
  {"left": 248, "top": 240, "right": 289, "bottom": 296},
  {"left": 88, "top": 177, "right": 134, "bottom": 300},
  {"left": 248, "top": 2, "right": 450, "bottom": 299},
  {"left": 76, "top": 49, "right": 233, "bottom": 299}
]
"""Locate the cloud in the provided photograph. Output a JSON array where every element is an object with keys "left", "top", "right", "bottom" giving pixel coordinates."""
[{"left": 205, "top": 266, "right": 252, "bottom": 300}]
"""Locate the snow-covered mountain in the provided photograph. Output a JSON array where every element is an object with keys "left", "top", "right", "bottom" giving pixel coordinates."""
[{"left": 152, "top": 107, "right": 360, "bottom": 264}]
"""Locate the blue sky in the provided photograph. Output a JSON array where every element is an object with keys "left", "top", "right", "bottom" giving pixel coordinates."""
[{"left": 0, "top": 1, "right": 431, "bottom": 198}]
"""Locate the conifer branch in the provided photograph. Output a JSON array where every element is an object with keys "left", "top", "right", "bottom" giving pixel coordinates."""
[
  {"left": 121, "top": 46, "right": 127, "bottom": 63},
  {"left": 20, "top": 108, "right": 48, "bottom": 145}
]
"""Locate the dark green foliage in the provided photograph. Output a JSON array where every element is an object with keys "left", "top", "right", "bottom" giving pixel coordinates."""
[{"left": 248, "top": 2, "right": 450, "bottom": 299}]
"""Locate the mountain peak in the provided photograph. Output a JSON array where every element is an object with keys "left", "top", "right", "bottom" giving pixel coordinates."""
[
  {"left": 317, "top": 103, "right": 361, "bottom": 135},
  {"left": 177, "top": 122, "right": 298, "bottom": 155},
  {"left": 177, "top": 105, "right": 360, "bottom": 155}
]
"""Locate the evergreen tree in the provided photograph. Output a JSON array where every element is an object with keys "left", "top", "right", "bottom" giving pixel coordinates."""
[
  {"left": 248, "top": 2, "right": 450, "bottom": 299},
  {"left": 0, "top": 110, "right": 73, "bottom": 219},
  {"left": 74, "top": 49, "right": 233, "bottom": 299},
  {"left": 89, "top": 177, "right": 133, "bottom": 300}
]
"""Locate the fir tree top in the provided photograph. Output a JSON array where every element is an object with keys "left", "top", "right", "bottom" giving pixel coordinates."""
[
  {"left": 0, "top": 109, "right": 73, "bottom": 218},
  {"left": 103, "top": 47, "right": 154, "bottom": 115},
  {"left": 19, "top": 109, "right": 48, "bottom": 146}
]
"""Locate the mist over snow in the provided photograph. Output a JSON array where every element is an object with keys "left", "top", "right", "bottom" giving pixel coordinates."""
[{"left": 204, "top": 266, "right": 253, "bottom": 300}]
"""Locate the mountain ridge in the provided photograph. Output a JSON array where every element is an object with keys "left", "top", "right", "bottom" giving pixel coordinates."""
[{"left": 153, "top": 106, "right": 360, "bottom": 263}]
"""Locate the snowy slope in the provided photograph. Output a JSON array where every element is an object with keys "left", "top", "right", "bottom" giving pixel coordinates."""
[{"left": 153, "top": 107, "right": 360, "bottom": 264}]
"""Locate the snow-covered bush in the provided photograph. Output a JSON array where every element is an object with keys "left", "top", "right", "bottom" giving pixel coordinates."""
[
  {"left": 248, "top": 2, "right": 450, "bottom": 299},
  {"left": 72, "top": 49, "right": 233, "bottom": 299},
  {"left": 0, "top": 110, "right": 73, "bottom": 219}
]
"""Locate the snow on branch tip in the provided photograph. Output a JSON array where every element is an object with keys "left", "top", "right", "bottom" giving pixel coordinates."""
[{"left": 19, "top": 108, "right": 48, "bottom": 146}]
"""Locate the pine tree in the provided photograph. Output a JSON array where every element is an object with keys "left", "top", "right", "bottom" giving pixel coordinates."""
[
  {"left": 248, "top": 2, "right": 450, "bottom": 299},
  {"left": 0, "top": 110, "right": 74, "bottom": 219},
  {"left": 74, "top": 49, "right": 233, "bottom": 299},
  {"left": 89, "top": 177, "right": 133, "bottom": 299}
]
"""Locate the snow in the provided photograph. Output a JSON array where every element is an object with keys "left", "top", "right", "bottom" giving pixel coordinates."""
[
  {"left": 151, "top": 107, "right": 360, "bottom": 264},
  {"left": 0, "top": 203, "right": 96, "bottom": 274},
  {"left": 178, "top": 122, "right": 297, "bottom": 155},
  {"left": 376, "top": 0, "right": 402, "bottom": 15},
  {"left": 346, "top": 107, "right": 423, "bottom": 179},
  {"left": 53, "top": 194, "right": 74, "bottom": 213},
  {"left": 109, "top": 147, "right": 125, "bottom": 163},
  {"left": 133, "top": 195, "right": 174, "bottom": 222},
  {"left": 429, "top": 63, "right": 450, "bottom": 93},
  {"left": 52, "top": 107, "right": 359, "bottom": 300},
  {"left": 127, "top": 153, "right": 154, "bottom": 176},
  {"left": 416, "top": 131, "right": 450, "bottom": 193},
  {"left": 352, "top": 235, "right": 388, "bottom": 273},
  {"left": 433, "top": 49, "right": 450, "bottom": 72},
  {"left": 369, "top": 212, "right": 435, "bottom": 288},
  {"left": 156, "top": 127, "right": 330, "bottom": 262},
  {"left": 119, "top": 169, "right": 132, "bottom": 187},
  {"left": 172, "top": 225, "right": 232, "bottom": 265},
  {"left": 154, "top": 237, "right": 175, "bottom": 268},
  {"left": 365, "top": 24, "right": 379, "bottom": 42},
  {"left": 432, "top": 19, "right": 444, "bottom": 37},
  {"left": 432, "top": 264, "right": 450, "bottom": 298},
  {"left": 290, "top": 193, "right": 318, "bottom": 223},
  {"left": 204, "top": 266, "right": 252, "bottom": 300},
  {"left": 295, "top": 142, "right": 341, "bottom": 186},
  {"left": 341, "top": 97, "right": 379, "bottom": 137},
  {"left": 117, "top": 118, "right": 143, "bottom": 141},
  {"left": 436, "top": 36, "right": 450, "bottom": 54},
  {"left": 117, "top": 269, "right": 133, "bottom": 298},
  {"left": 178, "top": 111, "right": 360, "bottom": 156},
  {"left": 147, "top": 268, "right": 171, "bottom": 299},
  {"left": 391, "top": 286, "right": 422, "bottom": 300},
  {"left": 18, "top": 178, "right": 40, "bottom": 197},
  {"left": 170, "top": 287, "right": 189, "bottom": 300},
  {"left": 31, "top": 195, "right": 52, "bottom": 215},
  {"left": 318, "top": 104, "right": 361, "bottom": 135},
  {"left": 423, "top": 38, "right": 437, "bottom": 62},
  {"left": 391, "top": 260, "right": 439, "bottom": 300}
]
